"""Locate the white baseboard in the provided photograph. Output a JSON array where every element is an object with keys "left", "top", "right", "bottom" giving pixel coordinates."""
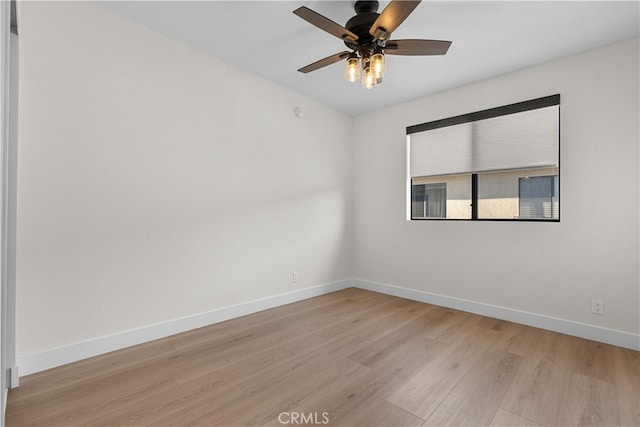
[
  {"left": 9, "top": 366, "right": 19, "bottom": 388},
  {"left": 17, "top": 280, "right": 352, "bottom": 376},
  {"left": 353, "top": 278, "right": 640, "bottom": 351}
]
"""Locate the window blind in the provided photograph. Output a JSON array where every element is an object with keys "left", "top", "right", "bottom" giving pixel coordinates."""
[
  {"left": 409, "top": 122, "right": 472, "bottom": 178},
  {"left": 408, "top": 102, "right": 559, "bottom": 178},
  {"left": 472, "top": 105, "right": 559, "bottom": 173}
]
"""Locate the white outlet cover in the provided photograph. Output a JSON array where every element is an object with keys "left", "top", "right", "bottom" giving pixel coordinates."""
[{"left": 591, "top": 299, "right": 604, "bottom": 315}]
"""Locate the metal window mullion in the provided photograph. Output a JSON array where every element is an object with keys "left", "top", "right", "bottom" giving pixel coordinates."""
[{"left": 471, "top": 173, "right": 478, "bottom": 220}]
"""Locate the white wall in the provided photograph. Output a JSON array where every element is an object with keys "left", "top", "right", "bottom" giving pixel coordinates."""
[
  {"left": 16, "top": 2, "right": 353, "bottom": 359},
  {"left": 354, "top": 38, "right": 639, "bottom": 339}
]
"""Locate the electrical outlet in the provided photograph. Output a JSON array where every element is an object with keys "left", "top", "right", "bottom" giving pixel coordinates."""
[
  {"left": 591, "top": 299, "right": 604, "bottom": 315},
  {"left": 292, "top": 272, "right": 299, "bottom": 283}
]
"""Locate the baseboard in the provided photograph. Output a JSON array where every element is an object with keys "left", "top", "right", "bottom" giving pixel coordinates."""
[
  {"left": 9, "top": 366, "right": 18, "bottom": 389},
  {"left": 17, "top": 280, "right": 352, "bottom": 376},
  {"left": 353, "top": 278, "right": 640, "bottom": 351}
]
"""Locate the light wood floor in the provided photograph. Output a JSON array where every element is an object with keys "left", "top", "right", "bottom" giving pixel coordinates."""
[{"left": 6, "top": 288, "right": 639, "bottom": 426}]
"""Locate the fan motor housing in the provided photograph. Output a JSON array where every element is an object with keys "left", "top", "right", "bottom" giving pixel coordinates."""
[{"left": 344, "top": 1, "right": 380, "bottom": 50}]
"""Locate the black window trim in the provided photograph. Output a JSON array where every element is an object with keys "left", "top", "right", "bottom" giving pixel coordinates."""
[
  {"left": 407, "top": 94, "right": 561, "bottom": 223},
  {"left": 407, "top": 94, "right": 560, "bottom": 135}
]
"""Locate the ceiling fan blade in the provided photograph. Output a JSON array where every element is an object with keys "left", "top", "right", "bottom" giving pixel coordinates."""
[
  {"left": 369, "top": 0, "right": 422, "bottom": 41},
  {"left": 298, "top": 51, "right": 351, "bottom": 74},
  {"left": 293, "top": 7, "right": 359, "bottom": 43},
  {"left": 384, "top": 39, "right": 452, "bottom": 56}
]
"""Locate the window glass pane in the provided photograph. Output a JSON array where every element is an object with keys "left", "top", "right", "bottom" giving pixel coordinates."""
[
  {"left": 412, "top": 183, "right": 447, "bottom": 218},
  {"left": 412, "top": 176, "right": 471, "bottom": 219},
  {"left": 477, "top": 168, "right": 559, "bottom": 219},
  {"left": 519, "top": 175, "right": 559, "bottom": 220},
  {"left": 411, "top": 184, "right": 427, "bottom": 218}
]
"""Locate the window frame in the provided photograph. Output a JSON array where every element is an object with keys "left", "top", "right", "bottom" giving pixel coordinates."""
[{"left": 406, "top": 94, "right": 561, "bottom": 223}]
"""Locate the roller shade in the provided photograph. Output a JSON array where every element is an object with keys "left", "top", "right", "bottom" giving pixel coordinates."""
[
  {"left": 409, "top": 103, "right": 559, "bottom": 178},
  {"left": 472, "top": 105, "right": 559, "bottom": 172},
  {"left": 409, "top": 122, "right": 472, "bottom": 178}
]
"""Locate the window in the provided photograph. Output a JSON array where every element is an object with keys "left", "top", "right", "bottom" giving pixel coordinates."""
[
  {"left": 519, "top": 175, "right": 559, "bottom": 220},
  {"left": 412, "top": 183, "right": 446, "bottom": 218},
  {"left": 407, "top": 95, "right": 560, "bottom": 221}
]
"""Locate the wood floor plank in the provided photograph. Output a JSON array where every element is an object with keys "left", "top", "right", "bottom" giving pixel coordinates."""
[
  {"left": 128, "top": 334, "right": 370, "bottom": 426},
  {"left": 152, "top": 354, "right": 369, "bottom": 426},
  {"left": 490, "top": 322, "right": 547, "bottom": 357},
  {"left": 6, "top": 288, "right": 638, "bottom": 427},
  {"left": 7, "top": 362, "right": 178, "bottom": 425},
  {"left": 294, "top": 357, "right": 430, "bottom": 425},
  {"left": 7, "top": 338, "right": 178, "bottom": 405},
  {"left": 271, "top": 292, "right": 397, "bottom": 357},
  {"left": 555, "top": 372, "right": 621, "bottom": 426},
  {"left": 489, "top": 408, "right": 542, "bottom": 426},
  {"left": 387, "top": 325, "right": 505, "bottom": 419},
  {"left": 349, "top": 297, "right": 435, "bottom": 342},
  {"left": 611, "top": 345, "right": 640, "bottom": 426},
  {"left": 333, "top": 400, "right": 425, "bottom": 427},
  {"left": 270, "top": 337, "right": 449, "bottom": 426},
  {"left": 418, "top": 306, "right": 467, "bottom": 340},
  {"left": 167, "top": 339, "right": 294, "bottom": 386},
  {"left": 422, "top": 350, "right": 522, "bottom": 426},
  {"left": 432, "top": 310, "right": 485, "bottom": 344},
  {"left": 85, "top": 346, "right": 296, "bottom": 426},
  {"left": 346, "top": 308, "right": 444, "bottom": 368},
  {"left": 567, "top": 336, "right": 618, "bottom": 383},
  {"left": 226, "top": 356, "right": 371, "bottom": 427},
  {"left": 500, "top": 332, "right": 581, "bottom": 426}
]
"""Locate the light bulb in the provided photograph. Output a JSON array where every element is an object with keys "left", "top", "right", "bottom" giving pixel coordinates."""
[
  {"left": 344, "top": 56, "right": 361, "bottom": 83},
  {"left": 362, "top": 64, "right": 376, "bottom": 90},
  {"left": 364, "top": 74, "right": 376, "bottom": 89},
  {"left": 370, "top": 52, "right": 385, "bottom": 79}
]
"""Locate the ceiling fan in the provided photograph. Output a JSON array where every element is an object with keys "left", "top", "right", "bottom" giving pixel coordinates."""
[{"left": 293, "top": 0, "right": 452, "bottom": 89}]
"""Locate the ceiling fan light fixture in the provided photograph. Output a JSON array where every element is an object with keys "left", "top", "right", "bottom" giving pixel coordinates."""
[
  {"left": 361, "top": 58, "right": 377, "bottom": 89},
  {"left": 362, "top": 72, "right": 377, "bottom": 89},
  {"left": 370, "top": 52, "right": 385, "bottom": 79},
  {"left": 294, "top": 0, "right": 451, "bottom": 91},
  {"left": 344, "top": 54, "right": 361, "bottom": 83}
]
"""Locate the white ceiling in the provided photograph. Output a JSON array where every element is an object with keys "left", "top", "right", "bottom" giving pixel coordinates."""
[{"left": 99, "top": 1, "right": 640, "bottom": 116}]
